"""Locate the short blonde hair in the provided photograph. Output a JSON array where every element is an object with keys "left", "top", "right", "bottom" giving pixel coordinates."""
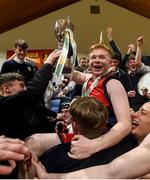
[{"left": 89, "top": 43, "right": 112, "bottom": 56}]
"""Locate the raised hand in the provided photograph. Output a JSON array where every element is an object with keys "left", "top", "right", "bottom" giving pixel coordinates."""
[
  {"left": 44, "top": 49, "right": 61, "bottom": 65},
  {"left": 127, "top": 44, "right": 136, "bottom": 53},
  {"left": 137, "top": 36, "right": 144, "bottom": 47},
  {"left": 106, "top": 27, "right": 112, "bottom": 41}
]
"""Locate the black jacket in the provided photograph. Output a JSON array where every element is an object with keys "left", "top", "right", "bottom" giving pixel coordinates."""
[
  {"left": 0, "top": 64, "right": 53, "bottom": 139},
  {"left": 1, "top": 59, "right": 35, "bottom": 83}
]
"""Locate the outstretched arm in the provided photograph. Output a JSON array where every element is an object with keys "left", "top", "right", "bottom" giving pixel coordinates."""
[
  {"left": 71, "top": 70, "right": 91, "bottom": 84},
  {"left": 32, "top": 133, "right": 150, "bottom": 179},
  {"left": 25, "top": 133, "right": 60, "bottom": 158}
]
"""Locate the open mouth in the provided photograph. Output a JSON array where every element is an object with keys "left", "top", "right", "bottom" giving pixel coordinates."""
[
  {"left": 93, "top": 65, "right": 103, "bottom": 71},
  {"left": 132, "top": 120, "right": 138, "bottom": 126}
]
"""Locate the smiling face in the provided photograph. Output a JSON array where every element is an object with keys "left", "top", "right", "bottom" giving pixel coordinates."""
[
  {"left": 110, "top": 59, "right": 119, "bottom": 69},
  {"left": 79, "top": 57, "right": 89, "bottom": 70},
  {"left": 14, "top": 46, "right": 27, "bottom": 61},
  {"left": 126, "top": 59, "right": 137, "bottom": 72},
  {"left": 132, "top": 102, "right": 150, "bottom": 142},
  {"left": 89, "top": 48, "right": 111, "bottom": 79}
]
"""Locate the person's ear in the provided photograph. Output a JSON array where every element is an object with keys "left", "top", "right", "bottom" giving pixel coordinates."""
[
  {"left": 2, "top": 84, "right": 11, "bottom": 94},
  {"left": 72, "top": 120, "right": 79, "bottom": 134},
  {"left": 126, "top": 62, "right": 129, "bottom": 68},
  {"left": 14, "top": 48, "right": 16, "bottom": 53}
]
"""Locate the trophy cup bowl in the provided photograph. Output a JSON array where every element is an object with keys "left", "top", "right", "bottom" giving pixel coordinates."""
[{"left": 55, "top": 19, "right": 68, "bottom": 49}]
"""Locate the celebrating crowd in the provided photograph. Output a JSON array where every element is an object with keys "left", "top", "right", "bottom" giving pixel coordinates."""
[{"left": 0, "top": 26, "right": 150, "bottom": 179}]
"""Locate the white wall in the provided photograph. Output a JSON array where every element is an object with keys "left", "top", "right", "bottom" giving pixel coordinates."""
[
  {"left": 0, "top": 0, "right": 149, "bottom": 66},
  {"left": 0, "top": 52, "right": 6, "bottom": 69}
]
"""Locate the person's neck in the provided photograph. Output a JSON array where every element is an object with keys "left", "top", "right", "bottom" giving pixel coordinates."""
[
  {"left": 92, "top": 73, "right": 105, "bottom": 81},
  {"left": 129, "top": 69, "right": 137, "bottom": 74},
  {"left": 92, "top": 75, "right": 98, "bottom": 81},
  {"left": 136, "top": 136, "right": 145, "bottom": 144},
  {"left": 14, "top": 56, "right": 25, "bottom": 64},
  {"left": 2, "top": 93, "right": 9, "bottom": 97}
]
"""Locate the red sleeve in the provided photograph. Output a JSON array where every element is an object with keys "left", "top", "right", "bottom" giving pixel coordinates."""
[{"left": 58, "top": 133, "right": 74, "bottom": 144}]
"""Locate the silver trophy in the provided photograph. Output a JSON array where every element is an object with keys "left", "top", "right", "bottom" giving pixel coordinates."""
[
  {"left": 55, "top": 17, "right": 74, "bottom": 48},
  {"left": 54, "top": 17, "right": 75, "bottom": 74}
]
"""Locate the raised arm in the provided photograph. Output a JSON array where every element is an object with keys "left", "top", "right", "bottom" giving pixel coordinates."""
[
  {"left": 3, "top": 49, "right": 61, "bottom": 107},
  {"left": 135, "top": 36, "right": 150, "bottom": 73},
  {"left": 106, "top": 27, "right": 122, "bottom": 62},
  {"left": 71, "top": 70, "right": 91, "bottom": 84},
  {"left": 121, "top": 43, "right": 136, "bottom": 71},
  {"left": 135, "top": 36, "right": 144, "bottom": 68}
]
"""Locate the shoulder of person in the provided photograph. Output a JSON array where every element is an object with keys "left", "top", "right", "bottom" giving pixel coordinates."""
[
  {"left": 3, "top": 59, "right": 15, "bottom": 65},
  {"left": 25, "top": 60, "right": 35, "bottom": 68},
  {"left": 106, "top": 78, "right": 123, "bottom": 91}
]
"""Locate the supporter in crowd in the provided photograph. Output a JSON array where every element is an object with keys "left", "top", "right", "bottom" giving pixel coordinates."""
[
  {"left": 0, "top": 49, "right": 60, "bottom": 178},
  {"left": 70, "top": 57, "right": 89, "bottom": 98},
  {"left": 122, "top": 42, "right": 150, "bottom": 67},
  {"left": 0, "top": 49, "right": 60, "bottom": 140},
  {"left": 110, "top": 53, "right": 125, "bottom": 78},
  {"left": 1, "top": 39, "right": 36, "bottom": 83},
  {"left": 75, "top": 57, "right": 89, "bottom": 72},
  {"left": 119, "top": 36, "right": 149, "bottom": 111}
]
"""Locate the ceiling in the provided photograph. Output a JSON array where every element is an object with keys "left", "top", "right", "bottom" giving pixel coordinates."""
[
  {"left": 107, "top": 0, "right": 150, "bottom": 19},
  {"left": 0, "top": 0, "right": 149, "bottom": 35},
  {"left": 0, "top": 0, "right": 149, "bottom": 56},
  {"left": 0, "top": 0, "right": 81, "bottom": 34}
]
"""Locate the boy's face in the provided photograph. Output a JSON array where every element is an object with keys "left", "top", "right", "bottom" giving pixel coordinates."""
[
  {"left": 61, "top": 107, "right": 72, "bottom": 124},
  {"left": 89, "top": 48, "right": 111, "bottom": 78},
  {"left": 0, "top": 79, "right": 26, "bottom": 96},
  {"left": 127, "top": 59, "right": 137, "bottom": 72},
  {"left": 132, "top": 102, "right": 150, "bottom": 141},
  {"left": 79, "top": 58, "right": 89, "bottom": 69},
  {"left": 14, "top": 46, "right": 27, "bottom": 60},
  {"left": 110, "top": 59, "right": 119, "bottom": 68}
]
